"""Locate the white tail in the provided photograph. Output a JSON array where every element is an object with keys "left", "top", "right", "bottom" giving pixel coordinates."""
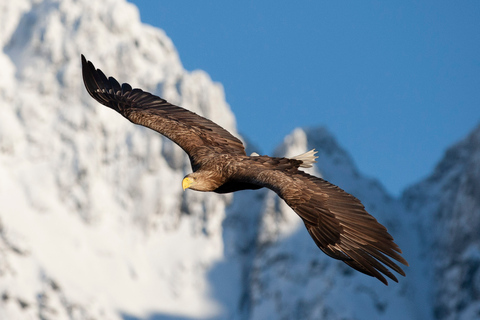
[{"left": 291, "top": 149, "right": 318, "bottom": 168}]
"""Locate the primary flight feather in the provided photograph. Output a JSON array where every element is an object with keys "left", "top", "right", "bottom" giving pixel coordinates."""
[{"left": 81, "top": 55, "right": 408, "bottom": 285}]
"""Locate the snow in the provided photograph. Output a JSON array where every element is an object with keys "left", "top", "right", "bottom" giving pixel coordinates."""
[
  {"left": 1, "top": 0, "right": 479, "bottom": 319},
  {"left": 0, "top": 0, "right": 237, "bottom": 318}
]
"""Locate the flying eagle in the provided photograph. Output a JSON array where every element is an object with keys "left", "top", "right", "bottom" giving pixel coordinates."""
[{"left": 81, "top": 55, "right": 408, "bottom": 285}]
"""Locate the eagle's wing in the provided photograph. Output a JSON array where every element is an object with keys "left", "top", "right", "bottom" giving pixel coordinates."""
[
  {"left": 81, "top": 55, "right": 246, "bottom": 165},
  {"left": 250, "top": 165, "right": 408, "bottom": 285}
]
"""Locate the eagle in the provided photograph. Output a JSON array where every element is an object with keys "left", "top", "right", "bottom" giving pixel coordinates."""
[{"left": 81, "top": 55, "right": 408, "bottom": 285}]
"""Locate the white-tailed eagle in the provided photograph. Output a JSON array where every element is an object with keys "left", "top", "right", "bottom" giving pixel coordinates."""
[{"left": 81, "top": 55, "right": 408, "bottom": 285}]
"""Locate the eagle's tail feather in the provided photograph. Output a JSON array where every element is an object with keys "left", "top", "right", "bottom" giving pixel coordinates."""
[{"left": 291, "top": 149, "right": 318, "bottom": 168}]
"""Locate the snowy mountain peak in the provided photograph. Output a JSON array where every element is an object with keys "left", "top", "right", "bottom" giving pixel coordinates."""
[
  {"left": 275, "top": 127, "right": 355, "bottom": 168},
  {"left": 248, "top": 126, "right": 417, "bottom": 320}
]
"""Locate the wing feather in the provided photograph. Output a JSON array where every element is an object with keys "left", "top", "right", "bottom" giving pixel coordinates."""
[
  {"left": 81, "top": 55, "right": 246, "bottom": 164},
  {"left": 247, "top": 164, "right": 408, "bottom": 285},
  {"left": 295, "top": 172, "right": 407, "bottom": 285}
]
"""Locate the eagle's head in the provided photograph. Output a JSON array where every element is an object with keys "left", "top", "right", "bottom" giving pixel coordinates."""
[{"left": 182, "top": 171, "right": 223, "bottom": 192}]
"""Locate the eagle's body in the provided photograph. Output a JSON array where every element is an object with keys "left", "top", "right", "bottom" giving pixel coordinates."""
[{"left": 81, "top": 55, "right": 408, "bottom": 285}]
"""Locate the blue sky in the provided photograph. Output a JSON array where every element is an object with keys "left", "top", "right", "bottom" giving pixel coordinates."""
[{"left": 128, "top": 1, "right": 480, "bottom": 196}]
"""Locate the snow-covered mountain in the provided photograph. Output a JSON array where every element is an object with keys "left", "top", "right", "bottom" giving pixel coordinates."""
[
  {"left": 403, "top": 124, "right": 480, "bottom": 320},
  {"left": 247, "top": 127, "right": 422, "bottom": 320},
  {"left": 0, "top": 0, "right": 243, "bottom": 319},
  {"left": 0, "top": 0, "right": 478, "bottom": 319}
]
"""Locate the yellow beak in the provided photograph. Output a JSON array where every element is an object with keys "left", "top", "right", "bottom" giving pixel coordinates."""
[{"left": 182, "top": 177, "right": 192, "bottom": 191}]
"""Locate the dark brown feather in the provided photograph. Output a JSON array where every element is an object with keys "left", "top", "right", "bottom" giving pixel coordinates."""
[
  {"left": 81, "top": 55, "right": 246, "bottom": 169},
  {"left": 232, "top": 162, "right": 408, "bottom": 285},
  {"left": 284, "top": 172, "right": 408, "bottom": 285}
]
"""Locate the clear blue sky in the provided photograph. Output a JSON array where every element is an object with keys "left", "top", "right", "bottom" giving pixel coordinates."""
[{"left": 128, "top": 1, "right": 480, "bottom": 196}]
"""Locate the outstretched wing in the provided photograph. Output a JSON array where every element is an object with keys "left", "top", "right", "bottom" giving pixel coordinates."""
[
  {"left": 81, "top": 55, "right": 246, "bottom": 166},
  {"left": 247, "top": 164, "right": 408, "bottom": 285}
]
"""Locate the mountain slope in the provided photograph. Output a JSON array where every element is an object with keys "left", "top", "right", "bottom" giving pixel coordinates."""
[
  {"left": 403, "top": 124, "right": 480, "bottom": 320},
  {"left": 0, "top": 0, "right": 246, "bottom": 318}
]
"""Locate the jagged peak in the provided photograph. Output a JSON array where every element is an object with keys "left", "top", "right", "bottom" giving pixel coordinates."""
[
  {"left": 274, "top": 126, "right": 361, "bottom": 182},
  {"left": 403, "top": 122, "right": 480, "bottom": 201}
]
